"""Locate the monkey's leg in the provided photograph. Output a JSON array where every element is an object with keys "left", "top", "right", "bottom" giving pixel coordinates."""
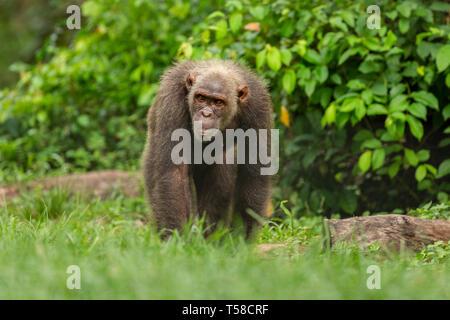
[
  {"left": 194, "top": 163, "right": 236, "bottom": 234},
  {"left": 234, "top": 167, "right": 271, "bottom": 239}
]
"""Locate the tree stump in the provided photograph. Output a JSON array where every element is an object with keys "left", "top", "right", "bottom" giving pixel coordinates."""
[{"left": 324, "top": 214, "right": 450, "bottom": 251}]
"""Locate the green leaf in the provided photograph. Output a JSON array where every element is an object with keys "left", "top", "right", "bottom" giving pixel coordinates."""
[
  {"left": 437, "top": 192, "right": 448, "bottom": 202},
  {"left": 386, "top": 47, "right": 403, "bottom": 56},
  {"left": 282, "top": 70, "right": 296, "bottom": 94},
  {"left": 437, "top": 159, "right": 450, "bottom": 178},
  {"left": 408, "top": 103, "right": 427, "bottom": 120},
  {"left": 359, "top": 60, "right": 382, "bottom": 74},
  {"left": 384, "top": 30, "right": 397, "bottom": 49},
  {"left": 430, "top": 2, "right": 450, "bottom": 11},
  {"left": 249, "top": 6, "right": 266, "bottom": 20},
  {"left": 424, "top": 164, "right": 437, "bottom": 176},
  {"left": 229, "top": 13, "right": 242, "bottom": 34},
  {"left": 267, "top": 47, "right": 281, "bottom": 72},
  {"left": 361, "top": 90, "right": 373, "bottom": 104},
  {"left": 82, "top": 1, "right": 102, "bottom": 17},
  {"left": 347, "top": 79, "right": 366, "bottom": 90},
  {"left": 417, "top": 41, "right": 434, "bottom": 60},
  {"left": 77, "top": 115, "right": 90, "bottom": 127},
  {"left": 391, "top": 112, "right": 406, "bottom": 122},
  {"left": 256, "top": 50, "right": 266, "bottom": 69},
  {"left": 280, "top": 49, "right": 292, "bottom": 66},
  {"left": 397, "top": 2, "right": 414, "bottom": 17},
  {"left": 207, "top": 11, "right": 226, "bottom": 20},
  {"left": 339, "top": 10, "right": 355, "bottom": 27},
  {"left": 304, "top": 79, "right": 316, "bottom": 97},
  {"left": 439, "top": 137, "right": 450, "bottom": 148},
  {"left": 319, "top": 87, "right": 333, "bottom": 108},
  {"left": 436, "top": 44, "right": 450, "bottom": 72},
  {"left": 322, "top": 103, "right": 336, "bottom": 126},
  {"left": 367, "top": 104, "right": 388, "bottom": 115},
  {"left": 411, "top": 91, "right": 439, "bottom": 110},
  {"left": 336, "top": 112, "right": 349, "bottom": 129},
  {"left": 226, "top": 0, "right": 243, "bottom": 10},
  {"left": 215, "top": 19, "right": 228, "bottom": 39},
  {"left": 330, "top": 16, "right": 348, "bottom": 32},
  {"left": 404, "top": 148, "right": 419, "bottom": 167},
  {"left": 385, "top": 10, "right": 398, "bottom": 20},
  {"left": 341, "top": 97, "right": 363, "bottom": 112},
  {"left": 389, "top": 94, "right": 409, "bottom": 113},
  {"left": 364, "top": 37, "right": 382, "bottom": 52},
  {"left": 417, "top": 150, "right": 430, "bottom": 162},
  {"left": 361, "top": 138, "right": 382, "bottom": 149},
  {"left": 372, "top": 149, "right": 386, "bottom": 170},
  {"left": 407, "top": 115, "right": 424, "bottom": 141},
  {"left": 388, "top": 159, "right": 401, "bottom": 178},
  {"left": 446, "top": 74, "right": 450, "bottom": 88},
  {"left": 385, "top": 117, "right": 405, "bottom": 139},
  {"left": 371, "top": 82, "right": 387, "bottom": 96},
  {"left": 297, "top": 67, "right": 311, "bottom": 81},
  {"left": 338, "top": 48, "right": 358, "bottom": 65},
  {"left": 331, "top": 74, "right": 342, "bottom": 85},
  {"left": 391, "top": 84, "right": 407, "bottom": 96},
  {"left": 442, "top": 104, "right": 450, "bottom": 121},
  {"left": 399, "top": 18, "right": 409, "bottom": 34},
  {"left": 355, "top": 101, "right": 366, "bottom": 120},
  {"left": 359, "top": 150, "right": 372, "bottom": 173},
  {"left": 303, "top": 49, "right": 322, "bottom": 64},
  {"left": 415, "top": 165, "right": 427, "bottom": 182},
  {"left": 315, "top": 65, "right": 328, "bottom": 83},
  {"left": 339, "top": 191, "right": 357, "bottom": 214},
  {"left": 353, "top": 129, "right": 373, "bottom": 141}
]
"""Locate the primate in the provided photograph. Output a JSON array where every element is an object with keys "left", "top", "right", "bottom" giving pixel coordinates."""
[{"left": 142, "top": 60, "right": 273, "bottom": 237}]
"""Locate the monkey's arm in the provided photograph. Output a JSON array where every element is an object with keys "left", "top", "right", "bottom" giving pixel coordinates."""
[
  {"left": 145, "top": 157, "right": 193, "bottom": 233},
  {"left": 143, "top": 86, "right": 194, "bottom": 234}
]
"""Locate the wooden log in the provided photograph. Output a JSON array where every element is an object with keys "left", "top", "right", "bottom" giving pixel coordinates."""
[
  {"left": 324, "top": 214, "right": 450, "bottom": 251},
  {"left": 0, "top": 170, "right": 142, "bottom": 204}
]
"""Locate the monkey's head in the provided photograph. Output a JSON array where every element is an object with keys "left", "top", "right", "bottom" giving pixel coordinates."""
[{"left": 186, "top": 70, "right": 248, "bottom": 138}]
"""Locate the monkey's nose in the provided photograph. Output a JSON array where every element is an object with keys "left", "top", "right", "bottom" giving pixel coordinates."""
[{"left": 201, "top": 109, "right": 212, "bottom": 117}]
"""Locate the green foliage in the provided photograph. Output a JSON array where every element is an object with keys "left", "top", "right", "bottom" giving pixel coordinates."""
[
  {"left": 0, "top": 0, "right": 221, "bottom": 175},
  {"left": 408, "top": 201, "right": 450, "bottom": 219},
  {"left": 415, "top": 241, "right": 450, "bottom": 264},
  {"left": 1, "top": 0, "right": 450, "bottom": 215},
  {"left": 0, "top": 1, "right": 81, "bottom": 87},
  {"left": 181, "top": 0, "right": 450, "bottom": 215}
]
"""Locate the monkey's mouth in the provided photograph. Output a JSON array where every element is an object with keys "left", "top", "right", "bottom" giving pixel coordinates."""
[
  {"left": 193, "top": 126, "right": 219, "bottom": 142},
  {"left": 192, "top": 119, "right": 220, "bottom": 141},
  {"left": 200, "top": 127, "right": 215, "bottom": 135},
  {"left": 196, "top": 127, "right": 214, "bottom": 136}
]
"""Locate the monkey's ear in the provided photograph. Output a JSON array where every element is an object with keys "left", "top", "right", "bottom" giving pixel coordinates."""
[
  {"left": 186, "top": 73, "right": 195, "bottom": 91},
  {"left": 237, "top": 85, "right": 249, "bottom": 103}
]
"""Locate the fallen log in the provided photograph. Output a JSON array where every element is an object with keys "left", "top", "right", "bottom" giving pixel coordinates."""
[
  {"left": 324, "top": 214, "right": 450, "bottom": 251},
  {"left": 0, "top": 170, "right": 142, "bottom": 205}
]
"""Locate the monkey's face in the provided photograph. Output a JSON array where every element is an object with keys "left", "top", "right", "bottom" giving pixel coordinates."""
[
  {"left": 186, "top": 72, "right": 248, "bottom": 139},
  {"left": 191, "top": 90, "right": 228, "bottom": 137}
]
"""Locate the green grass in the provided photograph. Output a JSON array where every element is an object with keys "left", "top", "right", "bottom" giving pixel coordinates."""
[{"left": 0, "top": 188, "right": 449, "bottom": 299}]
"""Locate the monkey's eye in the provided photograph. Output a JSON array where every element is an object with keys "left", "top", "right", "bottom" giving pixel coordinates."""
[
  {"left": 215, "top": 99, "right": 224, "bottom": 107},
  {"left": 196, "top": 95, "right": 206, "bottom": 103}
]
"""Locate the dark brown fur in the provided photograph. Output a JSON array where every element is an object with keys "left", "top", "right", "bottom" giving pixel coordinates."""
[{"left": 142, "top": 60, "right": 272, "bottom": 237}]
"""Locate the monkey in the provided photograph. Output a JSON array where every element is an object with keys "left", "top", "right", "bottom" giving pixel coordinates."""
[{"left": 142, "top": 60, "right": 273, "bottom": 238}]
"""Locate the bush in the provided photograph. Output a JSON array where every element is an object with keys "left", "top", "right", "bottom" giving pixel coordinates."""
[
  {"left": 0, "top": 0, "right": 449, "bottom": 215},
  {"left": 181, "top": 0, "right": 450, "bottom": 215},
  {"left": 0, "top": 0, "right": 218, "bottom": 176}
]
